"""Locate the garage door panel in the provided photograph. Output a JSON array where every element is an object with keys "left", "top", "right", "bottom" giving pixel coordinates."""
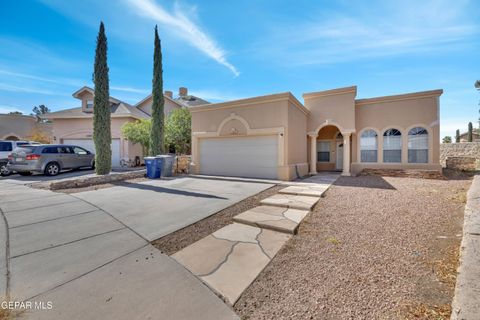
[
  {"left": 63, "top": 139, "right": 121, "bottom": 168},
  {"left": 199, "top": 136, "right": 278, "bottom": 179}
]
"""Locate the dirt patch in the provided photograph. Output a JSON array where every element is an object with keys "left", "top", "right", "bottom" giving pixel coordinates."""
[
  {"left": 234, "top": 175, "right": 470, "bottom": 320},
  {"left": 53, "top": 177, "right": 149, "bottom": 194},
  {"left": 152, "top": 185, "right": 284, "bottom": 255},
  {"left": 0, "top": 306, "right": 23, "bottom": 320}
]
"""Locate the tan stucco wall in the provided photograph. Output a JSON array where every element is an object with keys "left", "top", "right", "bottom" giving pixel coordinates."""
[
  {"left": 351, "top": 95, "right": 441, "bottom": 175},
  {"left": 304, "top": 87, "right": 357, "bottom": 133},
  {"left": 0, "top": 114, "right": 53, "bottom": 142},
  {"left": 286, "top": 100, "right": 309, "bottom": 179},
  {"left": 137, "top": 96, "right": 181, "bottom": 116},
  {"left": 52, "top": 117, "right": 143, "bottom": 162}
]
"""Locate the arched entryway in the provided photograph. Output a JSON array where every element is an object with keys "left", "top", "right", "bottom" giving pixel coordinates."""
[
  {"left": 3, "top": 135, "right": 19, "bottom": 141},
  {"left": 307, "top": 124, "right": 352, "bottom": 176}
]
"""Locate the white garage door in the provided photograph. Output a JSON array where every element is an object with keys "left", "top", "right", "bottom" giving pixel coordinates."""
[
  {"left": 63, "top": 139, "right": 121, "bottom": 167},
  {"left": 199, "top": 136, "right": 278, "bottom": 179}
]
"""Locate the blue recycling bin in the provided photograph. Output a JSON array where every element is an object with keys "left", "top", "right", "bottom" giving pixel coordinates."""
[
  {"left": 156, "top": 155, "right": 174, "bottom": 177},
  {"left": 144, "top": 156, "right": 161, "bottom": 179}
]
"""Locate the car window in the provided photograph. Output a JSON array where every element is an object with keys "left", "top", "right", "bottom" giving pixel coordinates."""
[
  {"left": 58, "top": 146, "right": 73, "bottom": 154},
  {"left": 42, "top": 147, "right": 57, "bottom": 154},
  {"left": 0, "top": 142, "right": 13, "bottom": 152},
  {"left": 15, "top": 146, "right": 36, "bottom": 153},
  {"left": 73, "top": 147, "right": 88, "bottom": 155},
  {"left": 16, "top": 142, "right": 29, "bottom": 146}
]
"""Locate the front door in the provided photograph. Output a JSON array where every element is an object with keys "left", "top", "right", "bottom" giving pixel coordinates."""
[{"left": 336, "top": 142, "right": 343, "bottom": 170}]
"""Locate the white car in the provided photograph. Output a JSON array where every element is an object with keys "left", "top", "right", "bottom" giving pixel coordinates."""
[{"left": 0, "top": 140, "right": 42, "bottom": 176}]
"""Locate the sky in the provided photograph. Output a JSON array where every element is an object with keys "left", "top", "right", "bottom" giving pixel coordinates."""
[{"left": 0, "top": 0, "right": 479, "bottom": 138}]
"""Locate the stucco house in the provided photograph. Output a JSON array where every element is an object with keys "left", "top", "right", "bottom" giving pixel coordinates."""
[
  {"left": 44, "top": 86, "right": 201, "bottom": 167},
  {"left": 190, "top": 86, "right": 442, "bottom": 180},
  {"left": 0, "top": 113, "right": 52, "bottom": 142},
  {"left": 458, "top": 130, "right": 480, "bottom": 142}
]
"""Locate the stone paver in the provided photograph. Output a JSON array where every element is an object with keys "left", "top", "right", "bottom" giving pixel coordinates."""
[
  {"left": 233, "top": 206, "right": 309, "bottom": 234},
  {"left": 278, "top": 185, "right": 329, "bottom": 197},
  {"left": 27, "top": 246, "right": 238, "bottom": 320},
  {"left": 173, "top": 223, "right": 291, "bottom": 304},
  {"left": 260, "top": 193, "right": 320, "bottom": 210}
]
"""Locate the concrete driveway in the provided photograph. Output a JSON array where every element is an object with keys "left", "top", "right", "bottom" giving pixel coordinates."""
[
  {"left": 0, "top": 175, "right": 274, "bottom": 319},
  {"left": 74, "top": 176, "right": 274, "bottom": 240}
]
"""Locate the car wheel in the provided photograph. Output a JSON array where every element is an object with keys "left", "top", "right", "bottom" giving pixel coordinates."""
[
  {"left": 18, "top": 172, "right": 32, "bottom": 176},
  {"left": 0, "top": 164, "right": 11, "bottom": 176},
  {"left": 44, "top": 162, "right": 60, "bottom": 176}
]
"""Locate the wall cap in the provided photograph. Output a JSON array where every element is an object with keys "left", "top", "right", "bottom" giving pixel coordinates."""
[
  {"left": 189, "top": 92, "right": 310, "bottom": 115},
  {"left": 355, "top": 89, "right": 443, "bottom": 106},
  {"left": 303, "top": 86, "right": 357, "bottom": 100}
]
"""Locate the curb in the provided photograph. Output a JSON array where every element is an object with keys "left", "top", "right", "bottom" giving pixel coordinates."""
[
  {"left": 32, "top": 170, "right": 147, "bottom": 190},
  {"left": 451, "top": 175, "right": 480, "bottom": 319}
]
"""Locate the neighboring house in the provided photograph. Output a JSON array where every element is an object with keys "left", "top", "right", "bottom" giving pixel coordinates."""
[
  {"left": 190, "top": 86, "right": 443, "bottom": 180},
  {"left": 43, "top": 86, "right": 201, "bottom": 167},
  {"left": 458, "top": 130, "right": 480, "bottom": 142},
  {"left": 0, "top": 113, "right": 52, "bottom": 142}
]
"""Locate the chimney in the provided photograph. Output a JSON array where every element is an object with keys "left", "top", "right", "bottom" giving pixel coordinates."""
[
  {"left": 164, "top": 90, "right": 173, "bottom": 98},
  {"left": 179, "top": 87, "right": 188, "bottom": 97}
]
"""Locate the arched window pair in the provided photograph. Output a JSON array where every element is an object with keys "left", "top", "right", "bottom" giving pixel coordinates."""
[{"left": 360, "top": 127, "right": 428, "bottom": 163}]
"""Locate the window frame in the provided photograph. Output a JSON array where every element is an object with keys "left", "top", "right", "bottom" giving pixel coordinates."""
[
  {"left": 383, "top": 128, "right": 402, "bottom": 163},
  {"left": 360, "top": 129, "right": 378, "bottom": 163},
  {"left": 316, "top": 140, "right": 331, "bottom": 163},
  {"left": 86, "top": 99, "right": 94, "bottom": 109},
  {"left": 408, "top": 127, "right": 429, "bottom": 163}
]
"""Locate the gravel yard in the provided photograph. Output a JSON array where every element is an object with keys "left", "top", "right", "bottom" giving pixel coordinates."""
[{"left": 235, "top": 175, "right": 470, "bottom": 320}]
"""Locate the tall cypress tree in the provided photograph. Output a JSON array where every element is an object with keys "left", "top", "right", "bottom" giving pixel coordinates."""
[
  {"left": 467, "top": 122, "right": 473, "bottom": 142},
  {"left": 150, "top": 25, "right": 165, "bottom": 155},
  {"left": 93, "top": 22, "right": 112, "bottom": 174},
  {"left": 455, "top": 129, "right": 460, "bottom": 143}
]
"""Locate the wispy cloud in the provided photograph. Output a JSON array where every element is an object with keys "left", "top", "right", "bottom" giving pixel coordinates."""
[
  {"left": 0, "top": 105, "right": 23, "bottom": 114},
  {"left": 0, "top": 68, "right": 150, "bottom": 97},
  {"left": 110, "top": 85, "right": 150, "bottom": 95},
  {"left": 258, "top": 0, "right": 477, "bottom": 66},
  {"left": 0, "top": 68, "right": 84, "bottom": 87},
  {"left": 126, "top": 0, "right": 239, "bottom": 77},
  {"left": 0, "top": 83, "right": 64, "bottom": 96}
]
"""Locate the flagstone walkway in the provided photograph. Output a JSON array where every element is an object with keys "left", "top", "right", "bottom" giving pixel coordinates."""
[{"left": 172, "top": 173, "right": 340, "bottom": 305}]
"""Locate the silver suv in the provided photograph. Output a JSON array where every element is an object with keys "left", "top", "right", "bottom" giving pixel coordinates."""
[
  {"left": 0, "top": 140, "right": 41, "bottom": 176},
  {"left": 7, "top": 145, "right": 95, "bottom": 176}
]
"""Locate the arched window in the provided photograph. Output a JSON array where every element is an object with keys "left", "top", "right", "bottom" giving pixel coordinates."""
[
  {"left": 408, "top": 127, "right": 428, "bottom": 163},
  {"left": 360, "top": 129, "right": 378, "bottom": 162},
  {"left": 383, "top": 129, "right": 402, "bottom": 163}
]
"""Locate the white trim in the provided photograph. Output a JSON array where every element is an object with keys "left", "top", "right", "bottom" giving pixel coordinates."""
[
  {"left": 357, "top": 127, "right": 380, "bottom": 164},
  {"left": 406, "top": 124, "right": 432, "bottom": 164},
  {"left": 380, "top": 126, "right": 404, "bottom": 164}
]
